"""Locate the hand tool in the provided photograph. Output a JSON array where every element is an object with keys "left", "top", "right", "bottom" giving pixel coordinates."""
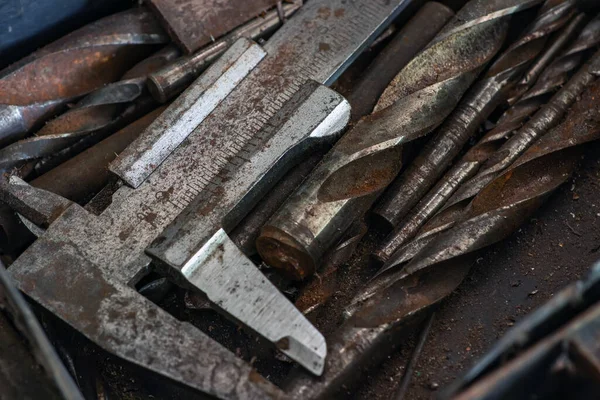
[
  {"left": 146, "top": 0, "right": 279, "bottom": 53},
  {"left": 257, "top": 0, "right": 546, "bottom": 281},
  {"left": 0, "top": 262, "right": 83, "bottom": 400},
  {"left": 374, "top": 12, "right": 600, "bottom": 264},
  {"left": 284, "top": 49, "right": 600, "bottom": 400},
  {"left": 354, "top": 47, "right": 600, "bottom": 315},
  {"left": 443, "top": 263, "right": 600, "bottom": 399},
  {"left": 372, "top": 0, "right": 577, "bottom": 232},
  {"left": 30, "top": 107, "right": 167, "bottom": 204},
  {"left": 0, "top": 8, "right": 168, "bottom": 148},
  {"left": 5, "top": 0, "right": 415, "bottom": 397},
  {"left": 0, "top": 46, "right": 179, "bottom": 178},
  {"left": 347, "top": 2, "right": 455, "bottom": 120},
  {"left": 148, "top": 2, "right": 302, "bottom": 103}
]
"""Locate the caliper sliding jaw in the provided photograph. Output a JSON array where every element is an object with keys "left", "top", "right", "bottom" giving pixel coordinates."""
[{"left": 4, "top": 0, "right": 413, "bottom": 397}]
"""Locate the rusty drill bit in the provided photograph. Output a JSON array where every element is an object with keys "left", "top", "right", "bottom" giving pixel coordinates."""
[
  {"left": 147, "top": 2, "right": 302, "bottom": 103},
  {"left": 256, "top": 0, "right": 547, "bottom": 281},
  {"left": 347, "top": 2, "right": 455, "bottom": 120},
  {"left": 30, "top": 107, "right": 167, "bottom": 204},
  {"left": 0, "top": 8, "right": 168, "bottom": 148},
  {"left": 374, "top": 12, "right": 600, "bottom": 264},
  {"left": 0, "top": 45, "right": 179, "bottom": 178},
  {"left": 349, "top": 50, "right": 600, "bottom": 317},
  {"left": 372, "top": 0, "right": 578, "bottom": 232},
  {"left": 285, "top": 51, "right": 600, "bottom": 400}
]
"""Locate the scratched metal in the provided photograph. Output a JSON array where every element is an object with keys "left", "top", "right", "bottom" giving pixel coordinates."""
[
  {"left": 8, "top": 0, "right": 412, "bottom": 397},
  {"left": 0, "top": 46, "right": 180, "bottom": 177},
  {"left": 256, "top": 0, "right": 546, "bottom": 281},
  {"left": 148, "top": 2, "right": 302, "bottom": 103},
  {"left": 0, "top": 8, "right": 167, "bottom": 148},
  {"left": 377, "top": 16, "right": 600, "bottom": 271},
  {"left": 372, "top": 0, "right": 577, "bottom": 231},
  {"left": 147, "top": 0, "right": 278, "bottom": 53},
  {"left": 374, "top": 11, "right": 593, "bottom": 263}
]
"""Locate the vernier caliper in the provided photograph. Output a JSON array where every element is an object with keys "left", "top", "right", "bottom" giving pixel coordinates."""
[{"left": 5, "top": 0, "right": 412, "bottom": 398}]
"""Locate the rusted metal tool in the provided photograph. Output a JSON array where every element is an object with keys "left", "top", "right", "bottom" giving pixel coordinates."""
[
  {"left": 347, "top": 2, "right": 455, "bottom": 120},
  {"left": 444, "top": 263, "right": 600, "bottom": 399},
  {"left": 30, "top": 107, "right": 166, "bottom": 204},
  {"left": 0, "top": 8, "right": 168, "bottom": 148},
  {"left": 374, "top": 13, "right": 600, "bottom": 263},
  {"left": 372, "top": 0, "right": 578, "bottom": 232},
  {"left": 284, "top": 51, "right": 600, "bottom": 400},
  {"left": 4, "top": 0, "right": 415, "bottom": 396},
  {"left": 257, "top": 0, "right": 546, "bottom": 281},
  {"left": 0, "top": 262, "right": 83, "bottom": 400},
  {"left": 148, "top": 2, "right": 302, "bottom": 103},
  {"left": 358, "top": 49, "right": 600, "bottom": 313},
  {"left": 147, "top": 0, "right": 279, "bottom": 53},
  {"left": 0, "top": 46, "right": 179, "bottom": 178}
]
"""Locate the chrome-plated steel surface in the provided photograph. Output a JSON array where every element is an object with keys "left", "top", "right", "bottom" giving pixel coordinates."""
[
  {"left": 257, "top": 0, "right": 544, "bottom": 281},
  {"left": 373, "top": 0, "right": 577, "bottom": 231},
  {"left": 7, "top": 0, "right": 411, "bottom": 396}
]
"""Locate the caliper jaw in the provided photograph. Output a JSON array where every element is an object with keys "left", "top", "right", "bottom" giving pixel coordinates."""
[{"left": 145, "top": 80, "right": 350, "bottom": 375}]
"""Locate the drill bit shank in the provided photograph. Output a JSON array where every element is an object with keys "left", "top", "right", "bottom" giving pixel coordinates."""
[{"left": 257, "top": 0, "right": 545, "bottom": 281}]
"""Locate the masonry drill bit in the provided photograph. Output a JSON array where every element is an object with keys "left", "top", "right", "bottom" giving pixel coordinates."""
[
  {"left": 256, "top": 0, "right": 546, "bottom": 281},
  {"left": 374, "top": 13, "right": 600, "bottom": 264},
  {"left": 0, "top": 45, "right": 179, "bottom": 178},
  {"left": 148, "top": 2, "right": 301, "bottom": 103},
  {"left": 285, "top": 53, "right": 600, "bottom": 400},
  {"left": 372, "top": 0, "right": 578, "bottom": 232},
  {"left": 0, "top": 8, "right": 168, "bottom": 148}
]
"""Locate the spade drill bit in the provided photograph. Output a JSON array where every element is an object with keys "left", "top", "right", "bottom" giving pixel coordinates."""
[
  {"left": 372, "top": 0, "right": 578, "bottom": 232},
  {"left": 257, "top": 0, "right": 546, "bottom": 281},
  {"left": 375, "top": 12, "right": 600, "bottom": 263},
  {"left": 285, "top": 51, "right": 600, "bottom": 400},
  {"left": 0, "top": 8, "right": 168, "bottom": 148},
  {"left": 0, "top": 45, "right": 179, "bottom": 178}
]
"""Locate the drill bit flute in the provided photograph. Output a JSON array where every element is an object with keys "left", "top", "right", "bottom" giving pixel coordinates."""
[
  {"left": 257, "top": 0, "right": 549, "bottom": 281},
  {"left": 372, "top": 0, "right": 577, "bottom": 231},
  {"left": 0, "top": 8, "right": 168, "bottom": 148},
  {"left": 375, "top": 13, "right": 600, "bottom": 263},
  {"left": 286, "top": 49, "right": 600, "bottom": 400}
]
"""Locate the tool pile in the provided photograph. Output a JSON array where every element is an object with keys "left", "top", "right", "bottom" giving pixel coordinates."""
[{"left": 1, "top": 0, "right": 600, "bottom": 399}]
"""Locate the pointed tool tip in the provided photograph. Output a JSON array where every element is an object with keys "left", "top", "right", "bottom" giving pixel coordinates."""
[{"left": 278, "top": 332, "right": 327, "bottom": 376}]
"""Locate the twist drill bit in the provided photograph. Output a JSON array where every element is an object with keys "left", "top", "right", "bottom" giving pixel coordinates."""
[
  {"left": 372, "top": 0, "right": 577, "bottom": 232},
  {"left": 374, "top": 13, "right": 600, "bottom": 263},
  {"left": 0, "top": 45, "right": 179, "bottom": 178},
  {"left": 0, "top": 8, "right": 168, "bottom": 148},
  {"left": 30, "top": 107, "right": 167, "bottom": 204},
  {"left": 285, "top": 53, "right": 600, "bottom": 400},
  {"left": 256, "top": 0, "right": 546, "bottom": 281}
]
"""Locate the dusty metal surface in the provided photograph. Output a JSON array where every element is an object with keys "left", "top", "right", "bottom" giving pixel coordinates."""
[
  {"left": 375, "top": 12, "right": 600, "bottom": 263},
  {"left": 147, "top": 0, "right": 279, "bottom": 53},
  {"left": 0, "top": 263, "right": 82, "bottom": 400},
  {"left": 31, "top": 107, "right": 167, "bottom": 205},
  {"left": 257, "top": 0, "right": 543, "bottom": 281},
  {"left": 373, "top": 0, "right": 578, "bottom": 232},
  {"left": 6, "top": 0, "right": 413, "bottom": 397},
  {"left": 148, "top": 2, "right": 302, "bottom": 103},
  {"left": 0, "top": 7, "right": 168, "bottom": 148}
]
